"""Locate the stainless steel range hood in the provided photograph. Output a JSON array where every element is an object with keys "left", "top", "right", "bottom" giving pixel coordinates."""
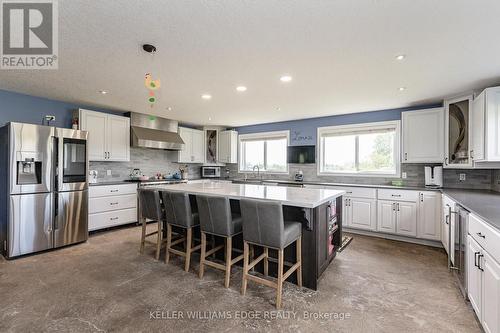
[{"left": 127, "top": 112, "right": 185, "bottom": 150}]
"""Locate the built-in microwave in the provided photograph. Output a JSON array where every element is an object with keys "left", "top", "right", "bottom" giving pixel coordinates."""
[{"left": 201, "top": 166, "right": 221, "bottom": 178}]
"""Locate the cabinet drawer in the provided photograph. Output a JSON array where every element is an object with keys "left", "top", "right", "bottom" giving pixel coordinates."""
[
  {"left": 331, "top": 186, "right": 377, "bottom": 199},
  {"left": 469, "top": 214, "right": 500, "bottom": 261},
  {"left": 378, "top": 189, "right": 418, "bottom": 202},
  {"left": 89, "top": 194, "right": 137, "bottom": 214},
  {"left": 89, "top": 184, "right": 137, "bottom": 198},
  {"left": 89, "top": 208, "right": 137, "bottom": 231}
]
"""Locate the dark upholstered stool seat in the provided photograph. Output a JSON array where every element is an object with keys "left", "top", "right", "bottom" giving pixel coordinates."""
[
  {"left": 283, "top": 221, "right": 302, "bottom": 248},
  {"left": 240, "top": 198, "right": 303, "bottom": 309},
  {"left": 196, "top": 195, "right": 245, "bottom": 288},
  {"left": 138, "top": 189, "right": 166, "bottom": 260},
  {"left": 161, "top": 190, "right": 201, "bottom": 272}
]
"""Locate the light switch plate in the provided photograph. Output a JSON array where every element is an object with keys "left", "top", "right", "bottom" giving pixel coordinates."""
[
  {"left": 402, "top": 172, "right": 407, "bottom": 179},
  {"left": 459, "top": 173, "right": 466, "bottom": 181},
  {"left": 107, "top": 170, "right": 112, "bottom": 176}
]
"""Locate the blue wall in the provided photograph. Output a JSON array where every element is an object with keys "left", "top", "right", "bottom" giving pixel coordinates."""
[
  {"left": 0, "top": 89, "right": 123, "bottom": 128},
  {"left": 236, "top": 104, "right": 442, "bottom": 146}
]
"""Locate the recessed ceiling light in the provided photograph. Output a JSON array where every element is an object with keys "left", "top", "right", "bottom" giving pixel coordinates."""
[
  {"left": 98, "top": 90, "right": 108, "bottom": 95},
  {"left": 280, "top": 75, "right": 292, "bottom": 83},
  {"left": 166, "top": 107, "right": 172, "bottom": 111},
  {"left": 208, "top": 116, "right": 212, "bottom": 121},
  {"left": 201, "top": 94, "right": 212, "bottom": 100},
  {"left": 395, "top": 54, "right": 406, "bottom": 61},
  {"left": 399, "top": 87, "right": 406, "bottom": 91},
  {"left": 276, "top": 107, "right": 281, "bottom": 111},
  {"left": 236, "top": 86, "right": 247, "bottom": 92}
]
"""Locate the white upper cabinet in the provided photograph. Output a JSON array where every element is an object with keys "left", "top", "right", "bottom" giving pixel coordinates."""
[
  {"left": 444, "top": 94, "right": 474, "bottom": 168},
  {"left": 80, "top": 109, "right": 107, "bottom": 161},
  {"left": 191, "top": 129, "right": 205, "bottom": 163},
  {"left": 219, "top": 130, "right": 238, "bottom": 164},
  {"left": 79, "top": 109, "right": 130, "bottom": 162},
  {"left": 106, "top": 115, "right": 130, "bottom": 161},
  {"left": 175, "top": 127, "right": 204, "bottom": 163},
  {"left": 402, "top": 108, "right": 444, "bottom": 163},
  {"left": 471, "top": 86, "right": 500, "bottom": 165}
]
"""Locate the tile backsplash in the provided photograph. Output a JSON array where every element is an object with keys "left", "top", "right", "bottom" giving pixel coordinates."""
[
  {"left": 227, "top": 163, "right": 499, "bottom": 191},
  {"left": 89, "top": 147, "right": 201, "bottom": 181},
  {"left": 92, "top": 148, "right": 500, "bottom": 192}
]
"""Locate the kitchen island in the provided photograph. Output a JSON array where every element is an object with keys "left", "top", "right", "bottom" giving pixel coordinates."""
[{"left": 142, "top": 182, "right": 345, "bottom": 290}]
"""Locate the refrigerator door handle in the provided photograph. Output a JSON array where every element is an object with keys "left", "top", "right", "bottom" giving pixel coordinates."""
[{"left": 54, "top": 193, "right": 59, "bottom": 230}]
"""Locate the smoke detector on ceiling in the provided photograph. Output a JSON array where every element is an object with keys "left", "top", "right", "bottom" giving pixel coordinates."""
[{"left": 142, "top": 44, "right": 157, "bottom": 53}]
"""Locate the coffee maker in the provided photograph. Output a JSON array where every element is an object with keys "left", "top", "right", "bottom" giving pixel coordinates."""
[{"left": 425, "top": 166, "right": 443, "bottom": 188}]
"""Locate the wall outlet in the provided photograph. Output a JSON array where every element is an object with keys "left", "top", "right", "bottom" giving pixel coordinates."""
[
  {"left": 107, "top": 170, "right": 112, "bottom": 176},
  {"left": 459, "top": 173, "right": 466, "bottom": 181},
  {"left": 402, "top": 172, "right": 407, "bottom": 179}
]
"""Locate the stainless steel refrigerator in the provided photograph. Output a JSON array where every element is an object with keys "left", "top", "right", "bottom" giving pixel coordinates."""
[{"left": 0, "top": 122, "right": 89, "bottom": 258}]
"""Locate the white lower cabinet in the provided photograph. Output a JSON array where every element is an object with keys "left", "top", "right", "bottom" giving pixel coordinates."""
[
  {"left": 417, "top": 191, "right": 442, "bottom": 241},
  {"left": 377, "top": 200, "right": 396, "bottom": 233},
  {"left": 396, "top": 201, "right": 417, "bottom": 237},
  {"left": 89, "top": 183, "right": 138, "bottom": 231},
  {"left": 467, "top": 213, "right": 500, "bottom": 333},
  {"left": 377, "top": 200, "right": 417, "bottom": 237},
  {"left": 345, "top": 197, "right": 377, "bottom": 231},
  {"left": 482, "top": 251, "right": 500, "bottom": 333}
]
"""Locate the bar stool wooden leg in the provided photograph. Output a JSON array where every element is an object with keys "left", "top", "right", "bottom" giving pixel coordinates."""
[
  {"left": 199, "top": 232, "right": 206, "bottom": 279},
  {"left": 276, "top": 248, "right": 284, "bottom": 309},
  {"left": 263, "top": 247, "right": 269, "bottom": 276},
  {"left": 140, "top": 217, "right": 147, "bottom": 254},
  {"left": 184, "top": 227, "right": 193, "bottom": 272},
  {"left": 155, "top": 219, "right": 163, "bottom": 260},
  {"left": 249, "top": 244, "right": 255, "bottom": 272},
  {"left": 224, "top": 236, "right": 232, "bottom": 288},
  {"left": 165, "top": 224, "right": 172, "bottom": 264},
  {"left": 241, "top": 241, "right": 249, "bottom": 295},
  {"left": 296, "top": 236, "right": 302, "bottom": 288}
]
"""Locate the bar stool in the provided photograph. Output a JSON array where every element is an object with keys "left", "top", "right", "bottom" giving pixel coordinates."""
[
  {"left": 240, "top": 198, "right": 302, "bottom": 309},
  {"left": 138, "top": 189, "right": 165, "bottom": 260},
  {"left": 161, "top": 190, "right": 201, "bottom": 272},
  {"left": 196, "top": 195, "right": 244, "bottom": 288}
]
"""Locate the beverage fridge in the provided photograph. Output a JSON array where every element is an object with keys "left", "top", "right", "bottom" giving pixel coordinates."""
[{"left": 0, "top": 122, "right": 89, "bottom": 258}]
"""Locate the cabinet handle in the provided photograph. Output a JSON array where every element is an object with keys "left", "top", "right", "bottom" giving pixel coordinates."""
[
  {"left": 110, "top": 217, "right": 119, "bottom": 221},
  {"left": 470, "top": 150, "right": 474, "bottom": 160},
  {"left": 478, "top": 254, "right": 484, "bottom": 271},
  {"left": 397, "top": 203, "right": 400, "bottom": 212},
  {"left": 110, "top": 202, "right": 119, "bottom": 205},
  {"left": 420, "top": 193, "right": 424, "bottom": 202},
  {"left": 391, "top": 194, "right": 402, "bottom": 197},
  {"left": 404, "top": 152, "right": 408, "bottom": 161},
  {"left": 346, "top": 191, "right": 353, "bottom": 194},
  {"left": 110, "top": 189, "right": 119, "bottom": 193},
  {"left": 444, "top": 157, "right": 448, "bottom": 165},
  {"left": 476, "top": 232, "right": 486, "bottom": 239},
  {"left": 392, "top": 203, "right": 396, "bottom": 211},
  {"left": 474, "top": 251, "right": 480, "bottom": 268},
  {"left": 445, "top": 214, "right": 449, "bottom": 225}
]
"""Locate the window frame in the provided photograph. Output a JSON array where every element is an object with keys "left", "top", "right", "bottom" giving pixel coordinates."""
[
  {"left": 238, "top": 130, "right": 290, "bottom": 174},
  {"left": 317, "top": 120, "right": 401, "bottom": 178}
]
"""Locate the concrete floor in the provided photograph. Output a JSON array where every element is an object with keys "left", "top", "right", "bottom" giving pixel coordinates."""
[{"left": 0, "top": 225, "right": 481, "bottom": 333}]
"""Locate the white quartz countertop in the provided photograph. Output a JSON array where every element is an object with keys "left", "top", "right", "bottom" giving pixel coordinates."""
[{"left": 143, "top": 182, "right": 345, "bottom": 208}]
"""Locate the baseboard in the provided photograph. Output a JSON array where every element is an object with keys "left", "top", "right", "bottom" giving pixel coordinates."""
[{"left": 343, "top": 227, "right": 444, "bottom": 248}]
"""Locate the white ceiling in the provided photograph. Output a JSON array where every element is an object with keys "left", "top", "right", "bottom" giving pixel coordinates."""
[{"left": 1, "top": 0, "right": 500, "bottom": 127}]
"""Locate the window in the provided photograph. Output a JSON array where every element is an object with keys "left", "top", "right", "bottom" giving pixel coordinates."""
[
  {"left": 239, "top": 131, "right": 289, "bottom": 173},
  {"left": 318, "top": 121, "right": 400, "bottom": 177}
]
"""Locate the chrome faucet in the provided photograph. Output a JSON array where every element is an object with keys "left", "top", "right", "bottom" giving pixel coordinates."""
[{"left": 252, "top": 165, "right": 261, "bottom": 179}]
